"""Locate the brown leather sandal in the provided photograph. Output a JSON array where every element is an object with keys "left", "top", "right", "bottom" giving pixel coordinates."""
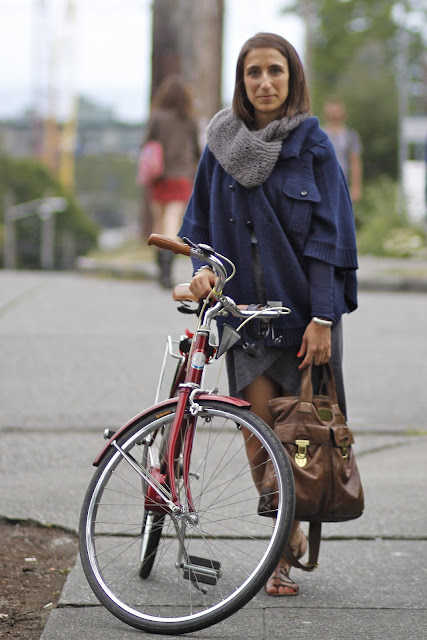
[
  {"left": 265, "top": 527, "right": 307, "bottom": 597},
  {"left": 265, "top": 563, "right": 299, "bottom": 596}
]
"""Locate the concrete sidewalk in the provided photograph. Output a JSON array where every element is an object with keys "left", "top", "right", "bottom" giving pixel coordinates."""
[
  {"left": 37, "top": 433, "right": 427, "bottom": 640},
  {"left": 0, "top": 267, "right": 426, "bottom": 640}
]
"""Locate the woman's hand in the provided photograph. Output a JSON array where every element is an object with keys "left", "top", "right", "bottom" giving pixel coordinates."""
[
  {"left": 189, "top": 269, "right": 216, "bottom": 300},
  {"left": 297, "top": 320, "right": 331, "bottom": 370}
]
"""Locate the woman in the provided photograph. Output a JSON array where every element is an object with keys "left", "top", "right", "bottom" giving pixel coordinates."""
[
  {"left": 144, "top": 75, "right": 200, "bottom": 287},
  {"left": 178, "top": 33, "right": 358, "bottom": 596}
]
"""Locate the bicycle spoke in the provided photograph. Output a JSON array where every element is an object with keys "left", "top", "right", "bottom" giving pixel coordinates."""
[{"left": 80, "top": 402, "right": 293, "bottom": 634}]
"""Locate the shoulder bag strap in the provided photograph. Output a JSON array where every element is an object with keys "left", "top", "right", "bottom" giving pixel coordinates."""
[{"left": 283, "top": 522, "right": 321, "bottom": 572}]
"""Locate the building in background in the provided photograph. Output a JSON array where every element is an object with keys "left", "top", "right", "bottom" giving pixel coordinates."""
[{"left": 0, "top": 97, "right": 143, "bottom": 160}]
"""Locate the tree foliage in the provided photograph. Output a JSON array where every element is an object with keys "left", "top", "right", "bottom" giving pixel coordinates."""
[
  {"left": 0, "top": 155, "right": 98, "bottom": 268},
  {"left": 282, "top": 0, "right": 427, "bottom": 181},
  {"left": 75, "top": 153, "right": 140, "bottom": 228}
]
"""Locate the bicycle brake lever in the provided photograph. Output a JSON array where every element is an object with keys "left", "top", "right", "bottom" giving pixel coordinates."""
[
  {"left": 183, "top": 237, "right": 215, "bottom": 257},
  {"left": 182, "top": 237, "right": 197, "bottom": 248}
]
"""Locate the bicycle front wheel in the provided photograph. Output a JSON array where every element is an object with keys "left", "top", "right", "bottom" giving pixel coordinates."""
[{"left": 79, "top": 400, "right": 294, "bottom": 635}]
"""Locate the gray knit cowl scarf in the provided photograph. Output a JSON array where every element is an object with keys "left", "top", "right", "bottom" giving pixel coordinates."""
[{"left": 206, "top": 106, "right": 310, "bottom": 189}]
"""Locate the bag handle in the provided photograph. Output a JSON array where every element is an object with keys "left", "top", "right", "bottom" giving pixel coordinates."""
[
  {"left": 283, "top": 522, "right": 321, "bottom": 572},
  {"left": 300, "top": 363, "right": 339, "bottom": 407}
]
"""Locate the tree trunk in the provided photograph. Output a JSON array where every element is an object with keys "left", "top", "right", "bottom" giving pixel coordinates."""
[
  {"left": 151, "top": 0, "right": 223, "bottom": 120},
  {"left": 142, "top": 0, "right": 224, "bottom": 239}
]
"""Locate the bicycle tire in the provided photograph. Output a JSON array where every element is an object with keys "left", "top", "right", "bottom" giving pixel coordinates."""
[
  {"left": 139, "top": 511, "right": 165, "bottom": 578},
  {"left": 138, "top": 425, "right": 168, "bottom": 578},
  {"left": 79, "top": 400, "right": 294, "bottom": 635}
]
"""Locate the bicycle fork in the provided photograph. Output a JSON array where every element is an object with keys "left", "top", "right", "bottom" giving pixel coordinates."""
[{"left": 165, "top": 328, "right": 211, "bottom": 513}]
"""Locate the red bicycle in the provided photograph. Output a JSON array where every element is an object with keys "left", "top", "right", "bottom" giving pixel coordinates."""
[{"left": 79, "top": 234, "right": 295, "bottom": 635}]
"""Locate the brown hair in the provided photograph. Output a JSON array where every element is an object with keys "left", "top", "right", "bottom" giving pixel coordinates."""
[
  {"left": 232, "top": 33, "right": 311, "bottom": 125},
  {"left": 151, "top": 74, "right": 195, "bottom": 120}
]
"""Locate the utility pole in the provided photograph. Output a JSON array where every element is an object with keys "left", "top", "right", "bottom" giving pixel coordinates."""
[
  {"left": 32, "top": 0, "right": 78, "bottom": 191},
  {"left": 299, "top": 0, "right": 316, "bottom": 92},
  {"left": 396, "top": 1, "right": 410, "bottom": 215},
  {"left": 32, "top": 0, "right": 49, "bottom": 158},
  {"left": 58, "top": 0, "right": 78, "bottom": 192}
]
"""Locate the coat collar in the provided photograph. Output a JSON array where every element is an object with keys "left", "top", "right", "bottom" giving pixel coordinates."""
[{"left": 279, "top": 117, "right": 329, "bottom": 159}]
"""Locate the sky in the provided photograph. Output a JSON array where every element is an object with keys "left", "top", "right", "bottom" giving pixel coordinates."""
[{"left": 0, "top": 0, "right": 304, "bottom": 123}]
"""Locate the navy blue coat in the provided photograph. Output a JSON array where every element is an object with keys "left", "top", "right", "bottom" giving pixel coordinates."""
[{"left": 178, "top": 117, "right": 358, "bottom": 347}]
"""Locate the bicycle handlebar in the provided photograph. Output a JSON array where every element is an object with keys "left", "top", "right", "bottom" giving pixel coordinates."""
[
  {"left": 172, "top": 284, "right": 285, "bottom": 320},
  {"left": 148, "top": 234, "right": 290, "bottom": 323},
  {"left": 148, "top": 234, "right": 191, "bottom": 256},
  {"left": 148, "top": 233, "right": 228, "bottom": 295}
]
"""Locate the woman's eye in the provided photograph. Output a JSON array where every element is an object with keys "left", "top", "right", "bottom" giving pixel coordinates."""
[
  {"left": 247, "top": 69, "right": 260, "bottom": 77},
  {"left": 270, "top": 66, "right": 283, "bottom": 75}
]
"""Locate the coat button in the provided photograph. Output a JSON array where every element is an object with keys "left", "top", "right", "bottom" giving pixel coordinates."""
[
  {"left": 229, "top": 218, "right": 235, "bottom": 223},
  {"left": 229, "top": 184, "right": 235, "bottom": 191},
  {"left": 301, "top": 189, "right": 308, "bottom": 196}
]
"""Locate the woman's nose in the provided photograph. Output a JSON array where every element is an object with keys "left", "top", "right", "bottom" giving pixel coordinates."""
[{"left": 260, "top": 73, "right": 271, "bottom": 88}]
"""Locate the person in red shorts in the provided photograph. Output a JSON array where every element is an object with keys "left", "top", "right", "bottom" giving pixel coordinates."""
[{"left": 144, "top": 75, "right": 200, "bottom": 287}]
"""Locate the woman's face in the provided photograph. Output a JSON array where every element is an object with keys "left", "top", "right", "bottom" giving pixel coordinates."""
[{"left": 243, "top": 47, "right": 289, "bottom": 129}]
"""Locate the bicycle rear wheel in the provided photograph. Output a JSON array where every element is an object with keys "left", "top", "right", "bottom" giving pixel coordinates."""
[
  {"left": 79, "top": 400, "right": 294, "bottom": 635},
  {"left": 139, "top": 511, "right": 165, "bottom": 578}
]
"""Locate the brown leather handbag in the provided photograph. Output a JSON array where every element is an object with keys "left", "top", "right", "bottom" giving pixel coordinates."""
[{"left": 258, "top": 362, "right": 364, "bottom": 570}]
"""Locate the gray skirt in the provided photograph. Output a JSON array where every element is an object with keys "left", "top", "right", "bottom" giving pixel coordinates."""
[{"left": 226, "top": 319, "right": 347, "bottom": 419}]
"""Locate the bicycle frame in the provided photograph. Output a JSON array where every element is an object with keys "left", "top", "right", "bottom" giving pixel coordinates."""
[
  {"left": 93, "top": 234, "right": 287, "bottom": 518},
  {"left": 165, "top": 327, "right": 210, "bottom": 509}
]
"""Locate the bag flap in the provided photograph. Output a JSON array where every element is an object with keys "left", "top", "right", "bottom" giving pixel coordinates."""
[{"left": 273, "top": 421, "right": 330, "bottom": 444}]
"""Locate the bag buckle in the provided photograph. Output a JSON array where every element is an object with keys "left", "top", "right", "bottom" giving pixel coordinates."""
[
  {"left": 295, "top": 439, "right": 310, "bottom": 468},
  {"left": 340, "top": 437, "right": 349, "bottom": 459}
]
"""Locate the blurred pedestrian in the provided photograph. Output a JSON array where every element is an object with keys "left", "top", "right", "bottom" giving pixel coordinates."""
[
  {"left": 323, "top": 98, "right": 362, "bottom": 204},
  {"left": 143, "top": 75, "right": 200, "bottom": 287}
]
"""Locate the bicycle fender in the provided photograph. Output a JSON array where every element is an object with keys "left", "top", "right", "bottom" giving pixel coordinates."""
[{"left": 92, "top": 394, "right": 251, "bottom": 467}]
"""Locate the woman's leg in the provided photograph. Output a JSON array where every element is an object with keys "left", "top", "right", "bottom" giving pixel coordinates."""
[
  {"left": 151, "top": 200, "right": 186, "bottom": 287},
  {"left": 241, "top": 374, "right": 305, "bottom": 596},
  {"left": 162, "top": 200, "right": 186, "bottom": 238},
  {"left": 265, "top": 522, "right": 306, "bottom": 596},
  {"left": 241, "top": 374, "right": 280, "bottom": 486},
  {"left": 150, "top": 200, "right": 165, "bottom": 235},
  {"left": 151, "top": 201, "right": 173, "bottom": 287}
]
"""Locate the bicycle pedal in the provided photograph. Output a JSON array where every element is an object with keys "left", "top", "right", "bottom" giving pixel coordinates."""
[{"left": 182, "top": 555, "right": 221, "bottom": 585}]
